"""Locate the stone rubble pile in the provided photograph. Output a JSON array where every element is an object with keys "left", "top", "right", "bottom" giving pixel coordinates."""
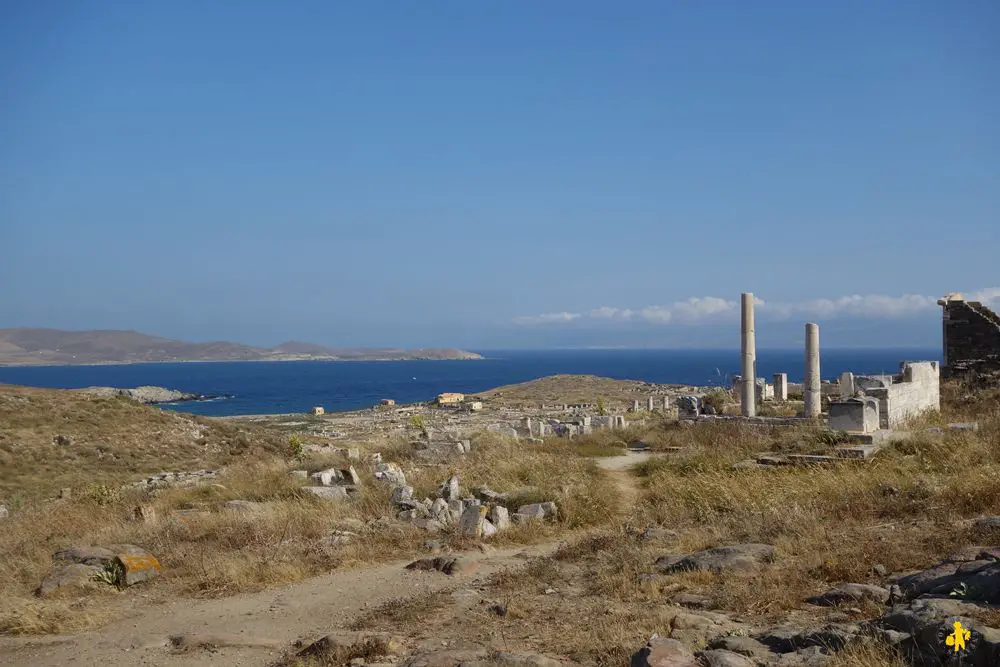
[
  {"left": 130, "top": 469, "right": 219, "bottom": 490},
  {"left": 387, "top": 474, "right": 557, "bottom": 536}
]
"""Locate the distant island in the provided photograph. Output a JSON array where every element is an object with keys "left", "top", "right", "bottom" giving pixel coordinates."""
[{"left": 0, "top": 328, "right": 483, "bottom": 366}]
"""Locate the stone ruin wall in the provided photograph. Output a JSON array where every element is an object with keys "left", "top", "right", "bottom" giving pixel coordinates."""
[{"left": 941, "top": 299, "right": 1000, "bottom": 379}]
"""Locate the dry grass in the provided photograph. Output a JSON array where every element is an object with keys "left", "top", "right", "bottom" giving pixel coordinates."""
[
  {"left": 0, "top": 384, "right": 287, "bottom": 500},
  {"left": 368, "top": 381, "right": 1000, "bottom": 664},
  {"left": 0, "top": 421, "right": 616, "bottom": 636}
]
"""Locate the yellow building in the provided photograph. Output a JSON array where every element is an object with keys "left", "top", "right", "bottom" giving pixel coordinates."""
[
  {"left": 380, "top": 398, "right": 396, "bottom": 406},
  {"left": 436, "top": 392, "right": 465, "bottom": 405}
]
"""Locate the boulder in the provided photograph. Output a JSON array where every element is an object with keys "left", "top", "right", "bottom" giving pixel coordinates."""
[
  {"left": 38, "top": 563, "right": 104, "bottom": 596},
  {"left": 459, "top": 505, "right": 488, "bottom": 538},
  {"left": 482, "top": 519, "right": 498, "bottom": 539},
  {"left": 374, "top": 462, "right": 406, "bottom": 486},
  {"left": 517, "top": 501, "right": 558, "bottom": 521},
  {"left": 391, "top": 485, "right": 414, "bottom": 505},
  {"left": 807, "top": 583, "right": 890, "bottom": 606},
  {"left": 705, "top": 636, "right": 772, "bottom": 661},
  {"left": 430, "top": 498, "right": 452, "bottom": 523},
  {"left": 696, "top": 650, "right": 755, "bottom": 667},
  {"left": 439, "top": 475, "right": 460, "bottom": 501},
  {"left": 630, "top": 636, "right": 698, "bottom": 667},
  {"left": 655, "top": 544, "right": 775, "bottom": 574},
  {"left": 302, "top": 486, "right": 348, "bottom": 501},
  {"left": 52, "top": 546, "right": 117, "bottom": 567},
  {"left": 0, "top": 504, "right": 7, "bottom": 520},
  {"left": 893, "top": 555, "right": 1000, "bottom": 602},
  {"left": 875, "top": 598, "right": 1000, "bottom": 666},
  {"left": 489, "top": 505, "right": 511, "bottom": 531}
]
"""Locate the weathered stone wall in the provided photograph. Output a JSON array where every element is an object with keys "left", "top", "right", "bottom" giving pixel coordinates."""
[
  {"left": 941, "top": 299, "right": 1000, "bottom": 378},
  {"left": 860, "top": 361, "right": 940, "bottom": 429}
]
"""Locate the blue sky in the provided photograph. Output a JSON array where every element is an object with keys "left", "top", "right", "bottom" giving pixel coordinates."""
[{"left": 2, "top": 1, "right": 997, "bottom": 349}]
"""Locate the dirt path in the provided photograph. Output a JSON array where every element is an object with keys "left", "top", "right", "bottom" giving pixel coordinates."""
[
  {"left": 594, "top": 450, "right": 657, "bottom": 508},
  {"left": 0, "top": 453, "right": 656, "bottom": 667}
]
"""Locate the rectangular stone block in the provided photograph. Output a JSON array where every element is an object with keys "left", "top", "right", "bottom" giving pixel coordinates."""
[{"left": 115, "top": 553, "right": 161, "bottom": 586}]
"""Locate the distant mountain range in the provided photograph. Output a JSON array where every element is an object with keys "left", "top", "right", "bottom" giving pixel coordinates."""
[{"left": 0, "top": 329, "right": 483, "bottom": 366}]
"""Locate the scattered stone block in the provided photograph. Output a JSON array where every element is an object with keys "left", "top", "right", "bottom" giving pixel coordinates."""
[
  {"left": 0, "top": 504, "right": 8, "bottom": 520},
  {"left": 302, "top": 486, "right": 348, "bottom": 501},
  {"left": 517, "top": 501, "right": 558, "bottom": 520},
  {"left": 373, "top": 462, "right": 406, "bottom": 485},
  {"left": 290, "top": 470, "right": 309, "bottom": 478},
  {"left": 391, "top": 485, "right": 414, "bottom": 505},
  {"left": 343, "top": 465, "right": 360, "bottom": 485},
  {"left": 459, "top": 505, "right": 487, "bottom": 538},
  {"left": 311, "top": 468, "right": 344, "bottom": 486},
  {"left": 835, "top": 443, "right": 883, "bottom": 459},
  {"left": 116, "top": 552, "right": 162, "bottom": 586},
  {"left": 482, "top": 518, "right": 498, "bottom": 539},
  {"left": 489, "top": 505, "right": 511, "bottom": 531},
  {"left": 439, "top": 475, "right": 460, "bottom": 501}
]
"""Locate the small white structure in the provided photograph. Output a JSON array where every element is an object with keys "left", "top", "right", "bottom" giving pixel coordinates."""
[
  {"left": 311, "top": 406, "right": 325, "bottom": 416},
  {"left": 829, "top": 397, "right": 880, "bottom": 433}
]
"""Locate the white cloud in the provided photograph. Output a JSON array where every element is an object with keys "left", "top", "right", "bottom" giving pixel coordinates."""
[
  {"left": 513, "top": 311, "right": 582, "bottom": 326},
  {"left": 512, "top": 288, "right": 1000, "bottom": 326},
  {"left": 971, "top": 288, "right": 1000, "bottom": 306}
]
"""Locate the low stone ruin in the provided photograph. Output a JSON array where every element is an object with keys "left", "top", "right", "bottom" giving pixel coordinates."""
[
  {"left": 387, "top": 474, "right": 557, "bottom": 536},
  {"left": 830, "top": 361, "right": 940, "bottom": 432}
]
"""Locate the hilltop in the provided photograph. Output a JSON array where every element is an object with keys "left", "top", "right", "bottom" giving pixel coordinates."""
[{"left": 0, "top": 328, "right": 483, "bottom": 366}]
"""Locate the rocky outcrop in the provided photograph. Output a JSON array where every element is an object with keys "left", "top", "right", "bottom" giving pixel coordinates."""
[
  {"left": 39, "top": 544, "right": 160, "bottom": 595},
  {"left": 807, "top": 583, "right": 891, "bottom": 606},
  {"left": 82, "top": 385, "right": 208, "bottom": 404},
  {"left": 655, "top": 544, "right": 776, "bottom": 574}
]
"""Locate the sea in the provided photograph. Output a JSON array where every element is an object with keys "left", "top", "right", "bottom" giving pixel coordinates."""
[{"left": 0, "top": 348, "right": 939, "bottom": 417}]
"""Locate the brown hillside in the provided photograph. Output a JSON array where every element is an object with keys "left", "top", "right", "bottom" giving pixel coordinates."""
[{"left": 0, "top": 384, "right": 286, "bottom": 500}]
